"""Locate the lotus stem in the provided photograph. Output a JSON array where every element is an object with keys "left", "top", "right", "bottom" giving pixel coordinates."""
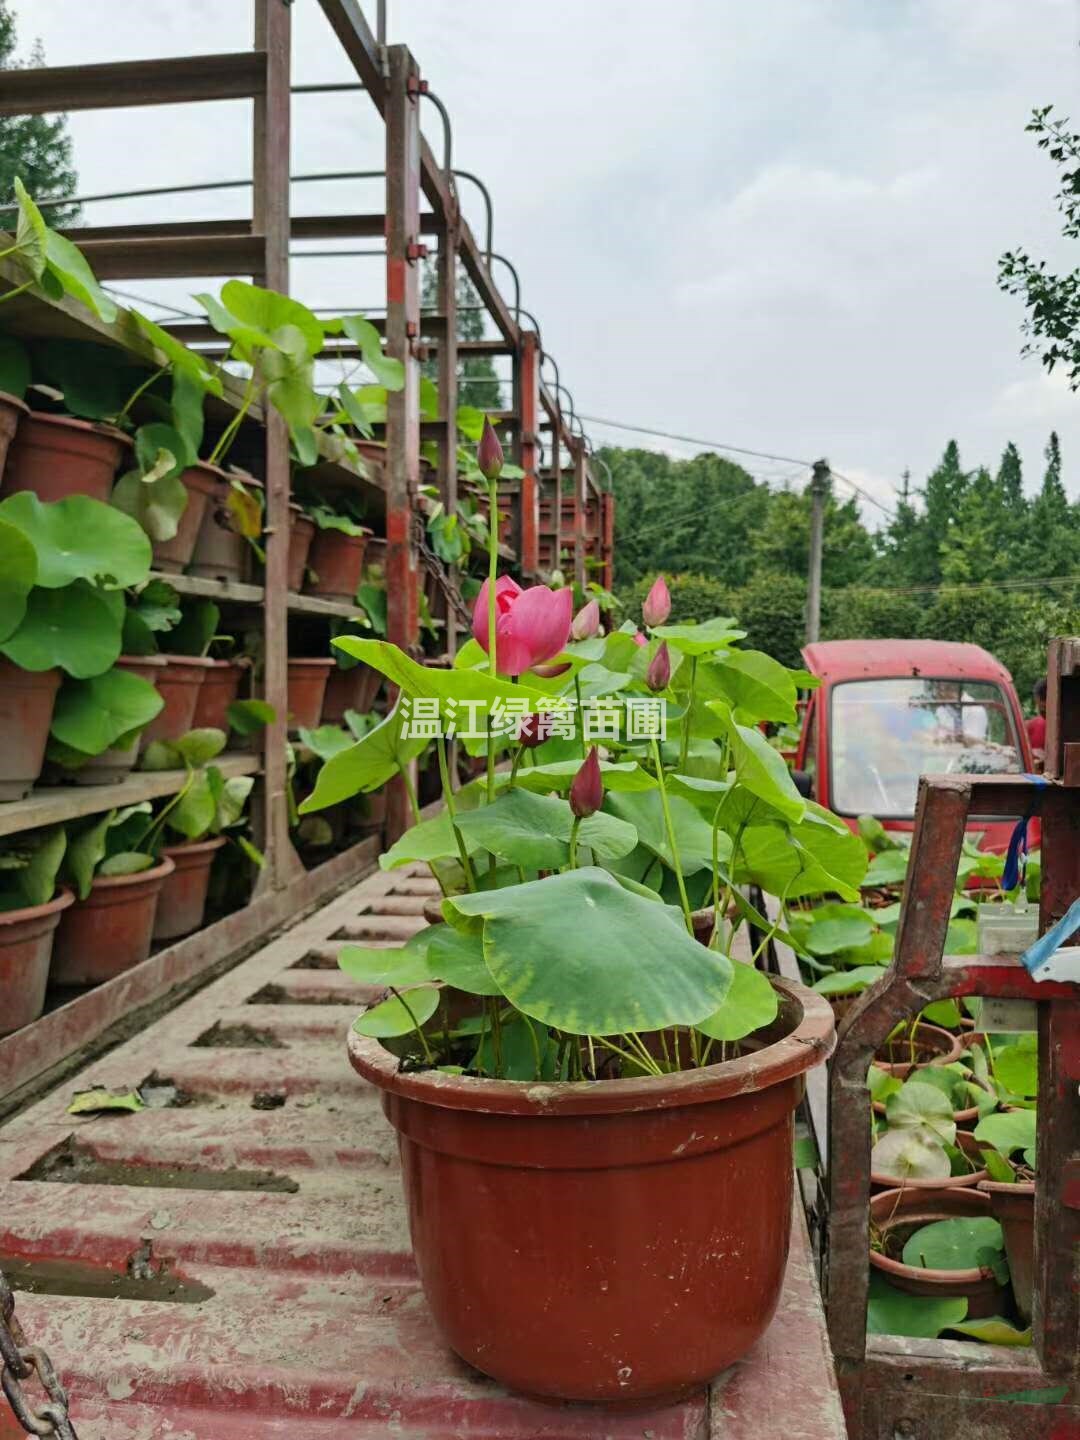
[
  {"left": 679, "top": 656, "right": 696, "bottom": 771},
  {"left": 0, "top": 278, "right": 35, "bottom": 306},
  {"left": 208, "top": 370, "right": 259, "bottom": 467},
  {"left": 119, "top": 364, "right": 168, "bottom": 423},
  {"left": 436, "top": 736, "right": 477, "bottom": 892},
  {"left": 573, "top": 672, "right": 586, "bottom": 757},
  {"left": 388, "top": 986, "right": 435, "bottom": 1064},
  {"left": 650, "top": 737, "right": 694, "bottom": 934},
  {"left": 568, "top": 814, "right": 582, "bottom": 870}
]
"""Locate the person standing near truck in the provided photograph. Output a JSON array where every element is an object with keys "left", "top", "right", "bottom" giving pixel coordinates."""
[{"left": 1026, "top": 677, "right": 1048, "bottom": 770}]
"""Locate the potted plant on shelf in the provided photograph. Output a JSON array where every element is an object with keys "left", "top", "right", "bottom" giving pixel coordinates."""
[
  {"left": 302, "top": 501, "right": 370, "bottom": 601},
  {"left": 975, "top": 1038, "right": 1037, "bottom": 1322},
  {"left": 0, "top": 825, "right": 71, "bottom": 1033},
  {"left": 297, "top": 419, "right": 850, "bottom": 1405}
]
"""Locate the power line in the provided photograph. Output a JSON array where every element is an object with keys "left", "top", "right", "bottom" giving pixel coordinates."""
[{"left": 842, "top": 573, "right": 1080, "bottom": 599}]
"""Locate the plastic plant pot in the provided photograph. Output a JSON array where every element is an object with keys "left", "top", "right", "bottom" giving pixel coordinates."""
[
  {"left": 868, "top": 1185, "right": 1007, "bottom": 1320},
  {"left": 0, "top": 889, "right": 74, "bottom": 1034},
  {"left": 321, "top": 662, "right": 381, "bottom": 723},
  {"left": 0, "top": 412, "right": 131, "bottom": 504},
  {"left": 139, "top": 656, "right": 214, "bottom": 749},
  {"left": 348, "top": 976, "right": 835, "bottom": 1405},
  {"left": 190, "top": 658, "right": 247, "bottom": 732},
  {"left": 305, "top": 528, "right": 367, "bottom": 602},
  {"left": 286, "top": 658, "right": 335, "bottom": 732},
  {"left": 51, "top": 857, "right": 175, "bottom": 987},
  {"left": 872, "top": 1021, "right": 963, "bottom": 1079},
  {"left": 0, "top": 390, "right": 28, "bottom": 475},
  {"left": 152, "top": 463, "right": 226, "bottom": 574},
  {"left": 979, "top": 1179, "right": 1035, "bottom": 1323},
  {"left": 71, "top": 655, "right": 167, "bottom": 786},
  {"left": 287, "top": 506, "right": 316, "bottom": 592},
  {"left": 189, "top": 476, "right": 263, "bottom": 583},
  {"left": 153, "top": 836, "right": 227, "bottom": 941},
  {"left": 0, "top": 660, "right": 62, "bottom": 801},
  {"left": 361, "top": 536, "right": 386, "bottom": 579}
]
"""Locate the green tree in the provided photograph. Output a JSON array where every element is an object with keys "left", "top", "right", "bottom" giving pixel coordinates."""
[
  {"left": 0, "top": 2, "right": 79, "bottom": 225},
  {"left": 420, "top": 264, "right": 501, "bottom": 412},
  {"left": 1026, "top": 431, "right": 1074, "bottom": 577}
]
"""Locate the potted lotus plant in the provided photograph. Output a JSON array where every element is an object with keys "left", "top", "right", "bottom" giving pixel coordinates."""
[
  {"left": 298, "top": 418, "right": 854, "bottom": 1405},
  {"left": 0, "top": 825, "right": 70, "bottom": 1032}
]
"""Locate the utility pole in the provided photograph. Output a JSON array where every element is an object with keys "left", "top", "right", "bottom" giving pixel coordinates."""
[{"left": 806, "top": 458, "right": 829, "bottom": 645}]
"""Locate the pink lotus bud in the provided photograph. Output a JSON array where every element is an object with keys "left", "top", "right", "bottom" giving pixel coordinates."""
[
  {"left": 569, "top": 746, "right": 603, "bottom": 819},
  {"left": 531, "top": 660, "right": 572, "bottom": 678},
  {"left": 518, "top": 714, "right": 546, "bottom": 748},
  {"left": 646, "top": 641, "right": 671, "bottom": 693},
  {"left": 631, "top": 630, "right": 647, "bottom": 647},
  {"left": 571, "top": 599, "right": 600, "bottom": 641},
  {"left": 477, "top": 416, "right": 504, "bottom": 482},
  {"left": 642, "top": 575, "right": 671, "bottom": 627},
  {"left": 471, "top": 577, "right": 573, "bottom": 677}
]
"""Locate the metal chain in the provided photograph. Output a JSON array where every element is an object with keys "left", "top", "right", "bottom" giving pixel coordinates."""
[
  {"left": 416, "top": 531, "right": 471, "bottom": 626},
  {"left": 0, "top": 1274, "right": 78, "bottom": 1440}
]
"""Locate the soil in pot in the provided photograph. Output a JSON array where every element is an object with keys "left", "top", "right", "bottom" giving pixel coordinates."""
[
  {"left": 1, "top": 412, "right": 132, "bottom": 504},
  {"left": 51, "top": 858, "right": 175, "bottom": 987},
  {"left": 305, "top": 528, "right": 367, "bottom": 601},
  {"left": 153, "top": 837, "right": 227, "bottom": 942},
  {"left": 287, "top": 658, "right": 335, "bottom": 732},
  {"left": 71, "top": 656, "right": 167, "bottom": 786},
  {"left": 0, "top": 889, "right": 74, "bottom": 1033},
  {"left": 188, "top": 476, "right": 262, "bottom": 583},
  {"left": 288, "top": 506, "right": 316, "bottom": 592},
  {"left": 152, "top": 463, "right": 224, "bottom": 574},
  {"left": 348, "top": 976, "right": 835, "bottom": 1404},
  {"left": 869, "top": 1186, "right": 1008, "bottom": 1319},
  {"left": 0, "top": 391, "right": 28, "bottom": 475},
  {"left": 0, "top": 660, "right": 62, "bottom": 801},
  {"left": 140, "top": 656, "right": 214, "bottom": 749},
  {"left": 873, "top": 1021, "right": 962, "bottom": 1079},
  {"left": 190, "top": 658, "right": 247, "bottom": 732},
  {"left": 979, "top": 1180, "right": 1035, "bottom": 1323},
  {"left": 321, "top": 662, "right": 381, "bottom": 723}
]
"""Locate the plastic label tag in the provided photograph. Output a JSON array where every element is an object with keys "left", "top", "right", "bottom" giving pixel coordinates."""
[{"left": 980, "top": 997, "right": 1038, "bottom": 1033}]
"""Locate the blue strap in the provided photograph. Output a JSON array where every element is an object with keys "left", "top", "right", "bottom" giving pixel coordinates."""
[
  {"left": 1001, "top": 774, "right": 1048, "bottom": 894},
  {"left": 1021, "top": 894, "right": 1080, "bottom": 976}
]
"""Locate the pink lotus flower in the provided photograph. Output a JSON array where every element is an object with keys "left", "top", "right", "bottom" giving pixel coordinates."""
[
  {"left": 472, "top": 576, "right": 573, "bottom": 676},
  {"left": 571, "top": 599, "right": 600, "bottom": 641},
  {"left": 569, "top": 747, "right": 603, "bottom": 818},
  {"left": 646, "top": 640, "right": 671, "bottom": 693},
  {"left": 631, "top": 630, "right": 647, "bottom": 647},
  {"left": 642, "top": 575, "right": 671, "bottom": 627},
  {"left": 477, "top": 417, "right": 504, "bottom": 482}
]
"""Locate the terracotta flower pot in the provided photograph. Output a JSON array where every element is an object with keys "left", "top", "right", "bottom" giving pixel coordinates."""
[
  {"left": 288, "top": 506, "right": 316, "bottom": 592},
  {"left": 71, "top": 655, "right": 167, "bottom": 785},
  {"left": 153, "top": 836, "right": 227, "bottom": 941},
  {"left": 353, "top": 440, "right": 386, "bottom": 485},
  {"left": 51, "top": 858, "right": 175, "bottom": 986},
  {"left": 321, "top": 662, "right": 381, "bottom": 722},
  {"left": 362, "top": 536, "right": 386, "bottom": 579},
  {"left": 0, "top": 660, "right": 62, "bottom": 801},
  {"left": 872, "top": 1021, "right": 963, "bottom": 1079},
  {"left": 305, "top": 528, "right": 367, "bottom": 602},
  {"left": 348, "top": 976, "right": 835, "bottom": 1404},
  {"left": 869, "top": 1186, "right": 1007, "bottom": 1320},
  {"left": 349, "top": 787, "right": 386, "bottom": 837},
  {"left": 286, "top": 658, "right": 335, "bottom": 732},
  {"left": 137, "top": 655, "right": 215, "bottom": 749},
  {"left": 188, "top": 476, "right": 262, "bottom": 583},
  {"left": 871, "top": 1129, "right": 989, "bottom": 1192},
  {"left": 0, "top": 391, "right": 28, "bottom": 475},
  {"left": 152, "top": 462, "right": 225, "bottom": 574},
  {"left": 979, "top": 1180, "right": 1035, "bottom": 1323},
  {"left": 0, "top": 889, "right": 74, "bottom": 1034},
  {"left": 1, "top": 412, "right": 131, "bottom": 504},
  {"left": 190, "top": 658, "right": 247, "bottom": 732}
]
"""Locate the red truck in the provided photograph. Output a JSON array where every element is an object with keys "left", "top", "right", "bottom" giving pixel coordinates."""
[{"left": 793, "top": 639, "right": 1035, "bottom": 853}]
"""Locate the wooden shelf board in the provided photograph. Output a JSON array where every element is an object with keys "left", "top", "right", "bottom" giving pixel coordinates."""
[
  {"left": 155, "top": 572, "right": 362, "bottom": 619},
  {"left": 0, "top": 754, "right": 260, "bottom": 839}
]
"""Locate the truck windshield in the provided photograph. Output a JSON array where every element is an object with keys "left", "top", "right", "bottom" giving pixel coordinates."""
[{"left": 831, "top": 677, "right": 1021, "bottom": 818}]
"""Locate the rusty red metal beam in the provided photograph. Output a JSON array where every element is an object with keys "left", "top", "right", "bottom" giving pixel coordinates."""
[
  {"left": 0, "top": 52, "right": 268, "bottom": 114},
  {"left": 518, "top": 331, "right": 541, "bottom": 574}
]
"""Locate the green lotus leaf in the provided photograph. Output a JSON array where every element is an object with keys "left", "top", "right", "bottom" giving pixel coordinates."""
[
  {"left": 514, "top": 759, "right": 657, "bottom": 795},
  {"left": 974, "top": 1108, "right": 1037, "bottom": 1161},
  {"left": 445, "top": 866, "right": 733, "bottom": 1036},
  {"left": 219, "top": 279, "right": 324, "bottom": 356},
  {"left": 353, "top": 986, "right": 440, "bottom": 1038},
  {"left": 300, "top": 699, "right": 429, "bottom": 812},
  {"left": 339, "top": 929, "right": 435, "bottom": 988},
  {"left": 0, "top": 492, "right": 152, "bottom": 590},
  {"left": 901, "top": 1216, "right": 1005, "bottom": 1273},
  {"left": 1, "top": 580, "right": 124, "bottom": 677},
  {"left": 111, "top": 468, "right": 189, "bottom": 544},
  {"left": 44, "top": 226, "right": 117, "bottom": 322},
  {"left": 227, "top": 698, "right": 275, "bottom": 735},
  {"left": 423, "top": 924, "right": 503, "bottom": 996},
  {"left": 332, "top": 637, "right": 549, "bottom": 709},
  {"left": 34, "top": 339, "right": 137, "bottom": 421},
  {"left": 0, "top": 334, "right": 30, "bottom": 399},
  {"left": 734, "top": 811, "right": 867, "bottom": 901},
  {"left": 98, "top": 851, "right": 154, "bottom": 878},
  {"left": 338, "top": 314, "right": 405, "bottom": 390},
  {"left": 871, "top": 1127, "right": 952, "bottom": 1182},
  {"left": 13, "top": 178, "right": 47, "bottom": 279},
  {"left": 812, "top": 964, "right": 885, "bottom": 997},
  {"left": 605, "top": 789, "right": 723, "bottom": 875},
  {"left": 867, "top": 1273, "right": 967, "bottom": 1339},
  {"left": 11, "top": 825, "right": 66, "bottom": 907},
  {"left": 708, "top": 700, "right": 805, "bottom": 824},
  {"left": 298, "top": 724, "right": 356, "bottom": 761},
  {"left": 453, "top": 788, "right": 637, "bottom": 871},
  {"left": 885, "top": 1080, "right": 957, "bottom": 1145},
  {"left": 650, "top": 616, "right": 746, "bottom": 656},
  {"left": 50, "top": 667, "right": 163, "bottom": 757},
  {"left": 130, "top": 309, "right": 223, "bottom": 392},
  {"left": 993, "top": 1033, "right": 1037, "bottom": 1099},
  {"left": 711, "top": 649, "right": 800, "bottom": 725},
  {"left": 695, "top": 960, "right": 778, "bottom": 1042},
  {"left": 379, "top": 810, "right": 482, "bottom": 870},
  {"left": 0, "top": 517, "right": 37, "bottom": 643}
]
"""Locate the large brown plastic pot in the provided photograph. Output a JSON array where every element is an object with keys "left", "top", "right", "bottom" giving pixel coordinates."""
[
  {"left": 139, "top": 656, "right": 213, "bottom": 748},
  {"left": 153, "top": 837, "right": 226, "bottom": 941},
  {"left": 67, "top": 655, "right": 167, "bottom": 786},
  {"left": 869, "top": 1186, "right": 1006, "bottom": 1319},
  {"left": 0, "top": 660, "right": 62, "bottom": 801},
  {"left": 287, "top": 506, "right": 316, "bottom": 592},
  {"left": 190, "top": 658, "right": 247, "bottom": 732},
  {"left": 0, "top": 889, "right": 74, "bottom": 1033},
  {"left": 873, "top": 1021, "right": 962, "bottom": 1079},
  {"left": 189, "top": 476, "right": 262, "bottom": 583},
  {"left": 979, "top": 1179, "right": 1034, "bottom": 1322},
  {"left": 51, "top": 857, "right": 174, "bottom": 986},
  {"left": 152, "top": 462, "right": 224, "bottom": 573},
  {"left": 0, "top": 391, "right": 28, "bottom": 474},
  {"left": 1, "top": 412, "right": 131, "bottom": 503},
  {"left": 287, "top": 658, "right": 335, "bottom": 731},
  {"left": 305, "top": 527, "right": 367, "bottom": 601},
  {"left": 321, "top": 662, "right": 381, "bottom": 722},
  {"left": 348, "top": 975, "right": 835, "bottom": 1404}
]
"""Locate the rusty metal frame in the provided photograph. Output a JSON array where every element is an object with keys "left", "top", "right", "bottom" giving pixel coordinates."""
[{"left": 827, "top": 638, "right": 1080, "bottom": 1438}]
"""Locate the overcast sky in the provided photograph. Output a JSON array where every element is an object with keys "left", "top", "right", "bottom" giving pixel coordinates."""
[{"left": 19, "top": 0, "right": 1080, "bottom": 522}]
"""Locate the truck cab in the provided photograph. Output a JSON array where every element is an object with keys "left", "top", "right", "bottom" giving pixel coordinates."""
[{"left": 794, "top": 639, "right": 1034, "bottom": 853}]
